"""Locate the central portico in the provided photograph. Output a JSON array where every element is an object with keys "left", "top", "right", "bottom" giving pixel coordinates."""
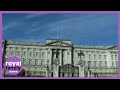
[{"left": 44, "top": 39, "right": 84, "bottom": 77}]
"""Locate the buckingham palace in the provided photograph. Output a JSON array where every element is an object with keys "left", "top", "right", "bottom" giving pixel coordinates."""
[{"left": 2, "top": 39, "right": 118, "bottom": 77}]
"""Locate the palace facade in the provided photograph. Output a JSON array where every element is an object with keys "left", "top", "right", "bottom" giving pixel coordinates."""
[{"left": 2, "top": 39, "right": 118, "bottom": 77}]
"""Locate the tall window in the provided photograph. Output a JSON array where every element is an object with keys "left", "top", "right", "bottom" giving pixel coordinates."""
[
  {"left": 23, "top": 51, "right": 26, "bottom": 57},
  {"left": 6, "top": 50, "right": 9, "bottom": 56},
  {"left": 116, "top": 61, "right": 118, "bottom": 67},
  {"left": 36, "top": 52, "right": 39, "bottom": 57},
  {"left": 89, "top": 54, "right": 91, "bottom": 59},
  {"left": 99, "top": 55, "right": 101, "bottom": 60},
  {"left": 83, "top": 54, "right": 85, "bottom": 59},
  {"left": 11, "top": 51, "right": 14, "bottom": 56},
  {"left": 115, "top": 55, "right": 117, "bottom": 60},
  {"left": 88, "top": 61, "right": 91, "bottom": 67},
  {"left": 63, "top": 52, "right": 65, "bottom": 58},
  {"left": 22, "top": 58, "right": 26, "bottom": 64},
  {"left": 94, "top": 61, "right": 97, "bottom": 68},
  {"left": 94, "top": 54, "right": 96, "bottom": 59},
  {"left": 29, "top": 59, "right": 32, "bottom": 65},
  {"left": 30, "top": 52, "right": 32, "bottom": 57},
  {"left": 112, "top": 61, "right": 114, "bottom": 67},
  {"left": 104, "top": 55, "right": 106, "bottom": 60},
  {"left": 42, "top": 52, "right": 45, "bottom": 58},
  {"left": 47, "top": 60, "right": 49, "bottom": 64},
  {"left": 111, "top": 55, "right": 114, "bottom": 60},
  {"left": 78, "top": 53, "right": 80, "bottom": 59},
  {"left": 41, "top": 60, "right": 44, "bottom": 65},
  {"left": 17, "top": 51, "right": 21, "bottom": 56},
  {"left": 105, "top": 61, "right": 107, "bottom": 68},
  {"left": 99, "top": 61, "right": 102, "bottom": 68},
  {"left": 35, "top": 59, "right": 39, "bottom": 65}
]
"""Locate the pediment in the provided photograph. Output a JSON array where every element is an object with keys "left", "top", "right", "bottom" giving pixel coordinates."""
[{"left": 45, "top": 40, "right": 72, "bottom": 47}]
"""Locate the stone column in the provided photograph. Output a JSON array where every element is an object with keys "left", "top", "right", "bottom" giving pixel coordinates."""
[
  {"left": 54, "top": 49, "right": 57, "bottom": 59},
  {"left": 45, "top": 48, "right": 48, "bottom": 65},
  {"left": 15, "top": 47, "right": 17, "bottom": 56},
  {"left": 67, "top": 49, "right": 69, "bottom": 64},
  {"left": 51, "top": 49, "right": 53, "bottom": 77},
  {"left": 49, "top": 49, "right": 52, "bottom": 65},
  {"left": 64, "top": 50, "right": 67, "bottom": 64},
  {"left": 60, "top": 49, "right": 62, "bottom": 65},
  {"left": 61, "top": 49, "right": 64, "bottom": 65},
  {"left": 67, "top": 49, "right": 72, "bottom": 64},
  {"left": 21, "top": 47, "right": 23, "bottom": 59},
  {"left": 68, "top": 49, "right": 71, "bottom": 64},
  {"left": 107, "top": 51, "right": 111, "bottom": 67},
  {"left": 33, "top": 48, "right": 35, "bottom": 66},
  {"left": 27, "top": 48, "right": 29, "bottom": 65},
  {"left": 39, "top": 49, "right": 41, "bottom": 65}
]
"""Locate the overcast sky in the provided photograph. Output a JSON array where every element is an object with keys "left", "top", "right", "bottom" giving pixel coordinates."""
[{"left": 2, "top": 13, "right": 118, "bottom": 46}]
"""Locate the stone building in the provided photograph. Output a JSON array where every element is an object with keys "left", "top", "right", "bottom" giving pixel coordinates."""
[{"left": 2, "top": 39, "right": 118, "bottom": 77}]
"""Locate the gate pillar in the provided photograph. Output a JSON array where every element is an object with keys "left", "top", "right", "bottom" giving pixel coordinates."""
[
  {"left": 78, "top": 65, "right": 84, "bottom": 77},
  {"left": 53, "top": 65, "right": 59, "bottom": 77}
]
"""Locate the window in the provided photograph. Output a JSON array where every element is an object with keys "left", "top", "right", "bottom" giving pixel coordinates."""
[
  {"left": 99, "top": 55, "right": 101, "bottom": 60},
  {"left": 47, "top": 60, "right": 49, "bottom": 63},
  {"left": 22, "top": 58, "right": 26, "bottom": 64},
  {"left": 41, "top": 60, "right": 44, "bottom": 65},
  {"left": 104, "top": 55, "right": 106, "bottom": 60},
  {"left": 99, "top": 61, "right": 102, "bottom": 68},
  {"left": 115, "top": 55, "right": 117, "bottom": 60},
  {"left": 17, "top": 51, "right": 21, "bottom": 56},
  {"left": 11, "top": 51, "right": 14, "bottom": 56},
  {"left": 35, "top": 59, "right": 39, "bottom": 65},
  {"left": 42, "top": 52, "right": 45, "bottom": 58},
  {"left": 78, "top": 53, "right": 80, "bottom": 59},
  {"left": 83, "top": 54, "right": 85, "bottom": 59},
  {"left": 90, "top": 61, "right": 93, "bottom": 67},
  {"left": 67, "top": 52, "right": 69, "bottom": 55},
  {"left": 89, "top": 54, "right": 91, "bottom": 59},
  {"left": 112, "top": 62, "right": 114, "bottom": 67},
  {"left": 111, "top": 55, "right": 114, "bottom": 60},
  {"left": 36, "top": 52, "right": 39, "bottom": 57},
  {"left": 105, "top": 61, "right": 107, "bottom": 68},
  {"left": 63, "top": 52, "right": 65, "bottom": 58},
  {"left": 29, "top": 59, "right": 33, "bottom": 65},
  {"left": 23, "top": 51, "right": 26, "bottom": 57},
  {"left": 116, "top": 61, "right": 118, "bottom": 67},
  {"left": 88, "top": 61, "right": 91, "bottom": 67},
  {"left": 30, "top": 52, "right": 32, "bottom": 57},
  {"left": 6, "top": 50, "right": 9, "bottom": 55},
  {"left": 94, "top": 61, "right": 97, "bottom": 68},
  {"left": 94, "top": 54, "right": 96, "bottom": 59}
]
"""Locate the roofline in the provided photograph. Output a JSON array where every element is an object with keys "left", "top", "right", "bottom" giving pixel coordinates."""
[{"left": 46, "top": 38, "right": 71, "bottom": 41}]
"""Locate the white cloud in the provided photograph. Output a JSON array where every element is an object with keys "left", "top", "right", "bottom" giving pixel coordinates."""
[
  {"left": 2, "top": 22, "right": 20, "bottom": 31},
  {"left": 25, "top": 14, "right": 47, "bottom": 19}
]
